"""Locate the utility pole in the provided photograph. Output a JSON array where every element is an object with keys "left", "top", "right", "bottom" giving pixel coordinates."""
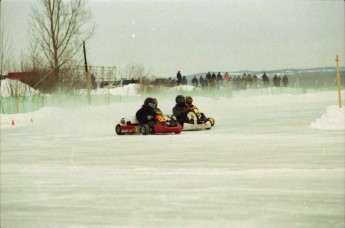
[{"left": 83, "top": 40, "right": 91, "bottom": 104}]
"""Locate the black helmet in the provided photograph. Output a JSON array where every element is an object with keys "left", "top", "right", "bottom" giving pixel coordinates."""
[
  {"left": 185, "top": 96, "right": 193, "bottom": 105},
  {"left": 175, "top": 95, "right": 185, "bottom": 105},
  {"left": 144, "top": 97, "right": 157, "bottom": 109},
  {"left": 153, "top": 98, "right": 158, "bottom": 107}
]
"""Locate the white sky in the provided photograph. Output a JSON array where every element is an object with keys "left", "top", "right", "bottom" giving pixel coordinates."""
[{"left": 2, "top": 0, "right": 345, "bottom": 77}]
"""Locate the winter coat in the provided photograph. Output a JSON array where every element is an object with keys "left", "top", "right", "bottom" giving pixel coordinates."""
[
  {"left": 224, "top": 72, "right": 230, "bottom": 81},
  {"left": 283, "top": 76, "right": 288, "bottom": 86},
  {"left": 177, "top": 71, "right": 182, "bottom": 80},
  {"left": 177, "top": 71, "right": 182, "bottom": 85},
  {"left": 136, "top": 105, "right": 157, "bottom": 125},
  {"left": 216, "top": 73, "right": 223, "bottom": 82},
  {"left": 192, "top": 77, "right": 199, "bottom": 86},
  {"left": 172, "top": 104, "right": 192, "bottom": 125},
  {"left": 181, "top": 76, "right": 188, "bottom": 85},
  {"left": 199, "top": 76, "right": 205, "bottom": 86},
  {"left": 206, "top": 72, "right": 212, "bottom": 81}
]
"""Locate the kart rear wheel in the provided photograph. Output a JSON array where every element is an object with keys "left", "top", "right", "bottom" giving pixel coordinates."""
[
  {"left": 140, "top": 124, "right": 150, "bottom": 135},
  {"left": 115, "top": 124, "right": 125, "bottom": 135}
]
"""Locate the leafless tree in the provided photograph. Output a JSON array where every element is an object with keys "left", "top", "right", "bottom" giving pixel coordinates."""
[
  {"left": 118, "top": 63, "right": 151, "bottom": 80},
  {"left": 0, "top": 12, "right": 17, "bottom": 75},
  {"left": 29, "top": 0, "right": 94, "bottom": 87}
]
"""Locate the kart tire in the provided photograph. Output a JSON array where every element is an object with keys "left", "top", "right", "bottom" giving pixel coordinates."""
[
  {"left": 115, "top": 124, "right": 124, "bottom": 135},
  {"left": 140, "top": 124, "right": 150, "bottom": 135}
]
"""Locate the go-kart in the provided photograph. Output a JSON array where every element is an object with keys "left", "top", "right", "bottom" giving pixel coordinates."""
[
  {"left": 115, "top": 112, "right": 182, "bottom": 135},
  {"left": 183, "top": 108, "right": 215, "bottom": 131}
]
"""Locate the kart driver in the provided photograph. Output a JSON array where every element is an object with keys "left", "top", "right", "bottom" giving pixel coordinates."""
[
  {"left": 172, "top": 95, "right": 194, "bottom": 126},
  {"left": 152, "top": 98, "right": 163, "bottom": 114},
  {"left": 136, "top": 97, "right": 158, "bottom": 128},
  {"left": 185, "top": 95, "right": 209, "bottom": 123}
]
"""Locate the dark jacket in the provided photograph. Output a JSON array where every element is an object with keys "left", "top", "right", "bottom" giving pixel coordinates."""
[
  {"left": 192, "top": 77, "right": 199, "bottom": 86},
  {"left": 172, "top": 104, "right": 192, "bottom": 125},
  {"left": 136, "top": 105, "right": 156, "bottom": 125},
  {"left": 181, "top": 76, "right": 188, "bottom": 85},
  {"left": 177, "top": 71, "right": 182, "bottom": 85}
]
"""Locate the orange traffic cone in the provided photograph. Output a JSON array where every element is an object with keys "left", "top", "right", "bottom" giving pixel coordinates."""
[{"left": 11, "top": 120, "right": 15, "bottom": 126}]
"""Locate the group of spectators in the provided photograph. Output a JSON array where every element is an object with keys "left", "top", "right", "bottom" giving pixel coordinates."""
[{"left": 174, "top": 71, "right": 289, "bottom": 89}]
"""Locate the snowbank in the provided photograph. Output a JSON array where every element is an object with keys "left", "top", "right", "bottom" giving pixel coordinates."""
[
  {"left": 0, "top": 79, "right": 37, "bottom": 96},
  {"left": 166, "top": 85, "right": 195, "bottom": 92},
  {"left": 310, "top": 105, "right": 345, "bottom": 131},
  {"left": 79, "top": 83, "right": 141, "bottom": 96}
]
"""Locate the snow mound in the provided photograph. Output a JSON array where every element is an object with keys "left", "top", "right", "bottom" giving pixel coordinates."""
[
  {"left": 310, "top": 105, "right": 345, "bottom": 131},
  {"left": 79, "top": 83, "right": 141, "bottom": 96},
  {"left": 0, "top": 79, "right": 37, "bottom": 96},
  {"left": 166, "top": 85, "right": 195, "bottom": 92}
]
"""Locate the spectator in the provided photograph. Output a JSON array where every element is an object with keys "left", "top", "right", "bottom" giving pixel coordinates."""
[
  {"left": 246, "top": 74, "right": 253, "bottom": 87},
  {"left": 206, "top": 72, "right": 211, "bottom": 81},
  {"left": 191, "top": 76, "right": 199, "bottom": 87},
  {"left": 181, "top": 76, "right": 188, "bottom": 85},
  {"left": 262, "top": 72, "right": 269, "bottom": 86},
  {"left": 273, "top": 74, "right": 281, "bottom": 87},
  {"left": 273, "top": 74, "right": 278, "bottom": 86},
  {"left": 199, "top": 75, "right": 205, "bottom": 87},
  {"left": 208, "top": 72, "right": 216, "bottom": 88},
  {"left": 253, "top": 74, "right": 258, "bottom": 87},
  {"left": 224, "top": 72, "right": 230, "bottom": 81},
  {"left": 216, "top": 72, "right": 223, "bottom": 88},
  {"left": 216, "top": 72, "right": 223, "bottom": 82},
  {"left": 176, "top": 71, "right": 182, "bottom": 85},
  {"left": 204, "top": 77, "right": 209, "bottom": 87},
  {"left": 283, "top": 75, "right": 289, "bottom": 87},
  {"left": 277, "top": 75, "right": 281, "bottom": 87},
  {"left": 91, "top": 73, "right": 97, "bottom": 89},
  {"left": 212, "top": 72, "right": 217, "bottom": 81}
]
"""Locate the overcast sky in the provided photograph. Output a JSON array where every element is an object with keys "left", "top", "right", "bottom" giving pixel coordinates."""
[{"left": 2, "top": 0, "right": 345, "bottom": 77}]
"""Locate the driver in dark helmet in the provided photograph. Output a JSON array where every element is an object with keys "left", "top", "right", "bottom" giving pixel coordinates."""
[
  {"left": 185, "top": 95, "right": 208, "bottom": 123},
  {"left": 172, "top": 95, "right": 194, "bottom": 126},
  {"left": 152, "top": 98, "right": 162, "bottom": 114},
  {"left": 136, "top": 97, "right": 158, "bottom": 128}
]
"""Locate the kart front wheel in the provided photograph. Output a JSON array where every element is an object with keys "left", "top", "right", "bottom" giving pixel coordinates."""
[
  {"left": 115, "top": 124, "right": 124, "bottom": 135},
  {"left": 140, "top": 124, "right": 150, "bottom": 135}
]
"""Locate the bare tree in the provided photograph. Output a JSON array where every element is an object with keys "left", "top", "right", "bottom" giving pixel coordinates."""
[
  {"left": 29, "top": 0, "right": 94, "bottom": 86},
  {"left": 0, "top": 2, "right": 18, "bottom": 76},
  {"left": 0, "top": 30, "right": 17, "bottom": 75},
  {"left": 118, "top": 63, "right": 151, "bottom": 80}
]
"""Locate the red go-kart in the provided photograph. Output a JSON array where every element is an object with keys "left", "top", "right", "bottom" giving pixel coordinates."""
[{"left": 115, "top": 112, "right": 182, "bottom": 135}]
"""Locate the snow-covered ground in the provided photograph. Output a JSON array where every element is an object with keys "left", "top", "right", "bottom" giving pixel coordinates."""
[{"left": 1, "top": 89, "right": 344, "bottom": 227}]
